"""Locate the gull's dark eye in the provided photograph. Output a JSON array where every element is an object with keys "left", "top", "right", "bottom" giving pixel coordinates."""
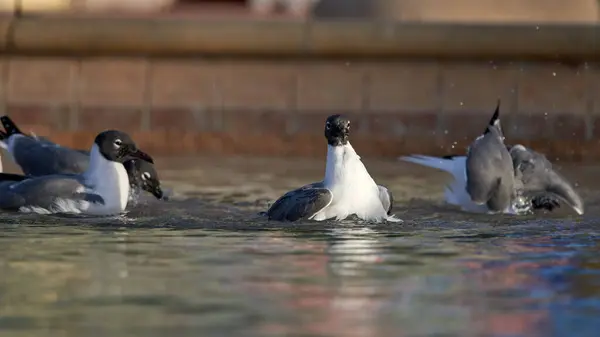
[
  {"left": 114, "top": 139, "right": 122, "bottom": 147},
  {"left": 326, "top": 123, "right": 331, "bottom": 130},
  {"left": 142, "top": 172, "right": 151, "bottom": 180}
]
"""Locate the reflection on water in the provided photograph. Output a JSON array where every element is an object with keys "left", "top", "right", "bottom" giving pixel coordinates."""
[{"left": 0, "top": 197, "right": 599, "bottom": 337}]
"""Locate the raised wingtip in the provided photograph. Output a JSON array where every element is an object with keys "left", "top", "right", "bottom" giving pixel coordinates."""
[{"left": 490, "top": 99, "right": 500, "bottom": 127}]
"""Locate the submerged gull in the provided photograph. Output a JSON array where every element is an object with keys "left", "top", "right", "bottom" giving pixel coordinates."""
[
  {"left": 267, "top": 114, "right": 399, "bottom": 222},
  {"left": 509, "top": 144, "right": 584, "bottom": 215},
  {"left": 0, "top": 115, "right": 163, "bottom": 200},
  {"left": 0, "top": 130, "right": 153, "bottom": 215},
  {"left": 399, "top": 102, "right": 583, "bottom": 215}
]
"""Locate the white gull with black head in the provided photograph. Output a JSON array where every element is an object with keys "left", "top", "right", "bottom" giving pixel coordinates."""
[
  {"left": 0, "top": 130, "right": 153, "bottom": 216},
  {"left": 267, "top": 114, "right": 400, "bottom": 222}
]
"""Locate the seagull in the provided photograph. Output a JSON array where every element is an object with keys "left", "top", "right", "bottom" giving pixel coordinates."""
[
  {"left": 399, "top": 102, "right": 583, "bottom": 215},
  {"left": 509, "top": 144, "right": 584, "bottom": 215},
  {"left": 0, "top": 115, "right": 163, "bottom": 200},
  {"left": 0, "top": 130, "right": 154, "bottom": 215},
  {"left": 267, "top": 114, "right": 400, "bottom": 222},
  {"left": 464, "top": 101, "right": 516, "bottom": 213},
  {"left": 123, "top": 158, "right": 164, "bottom": 202}
]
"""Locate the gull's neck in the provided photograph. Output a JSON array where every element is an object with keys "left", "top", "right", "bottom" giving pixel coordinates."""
[
  {"left": 84, "top": 144, "right": 130, "bottom": 212},
  {"left": 323, "top": 142, "right": 360, "bottom": 187}
]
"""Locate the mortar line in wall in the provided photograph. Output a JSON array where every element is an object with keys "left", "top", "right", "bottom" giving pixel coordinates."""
[
  {"left": 141, "top": 59, "right": 152, "bottom": 131},
  {"left": 584, "top": 63, "right": 594, "bottom": 141},
  {"left": 434, "top": 60, "right": 445, "bottom": 142},
  {"left": 513, "top": 60, "right": 522, "bottom": 139},
  {"left": 286, "top": 65, "right": 300, "bottom": 135},
  {"left": 0, "top": 58, "right": 8, "bottom": 115},
  {"left": 69, "top": 59, "right": 81, "bottom": 131},
  {"left": 289, "top": 62, "right": 299, "bottom": 113},
  {"left": 361, "top": 66, "right": 371, "bottom": 114}
]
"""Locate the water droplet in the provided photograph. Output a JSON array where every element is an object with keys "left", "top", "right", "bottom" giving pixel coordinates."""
[
  {"left": 552, "top": 72, "right": 556, "bottom": 76},
  {"left": 444, "top": 130, "right": 449, "bottom": 135},
  {"left": 536, "top": 26, "right": 540, "bottom": 30},
  {"left": 459, "top": 102, "right": 464, "bottom": 106}
]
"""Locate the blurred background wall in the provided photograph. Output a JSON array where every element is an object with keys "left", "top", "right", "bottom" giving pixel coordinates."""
[{"left": 0, "top": 0, "right": 598, "bottom": 160}]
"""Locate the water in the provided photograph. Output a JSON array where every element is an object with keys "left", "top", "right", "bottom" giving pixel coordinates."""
[{"left": 0, "top": 157, "right": 599, "bottom": 337}]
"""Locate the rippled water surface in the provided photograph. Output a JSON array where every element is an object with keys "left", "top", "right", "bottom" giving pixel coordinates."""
[{"left": 0, "top": 157, "right": 599, "bottom": 337}]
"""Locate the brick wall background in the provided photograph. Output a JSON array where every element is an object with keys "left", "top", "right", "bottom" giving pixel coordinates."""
[{"left": 0, "top": 57, "right": 598, "bottom": 160}]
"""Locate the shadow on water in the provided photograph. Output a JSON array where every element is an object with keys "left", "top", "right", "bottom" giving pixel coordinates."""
[{"left": 0, "top": 193, "right": 599, "bottom": 337}]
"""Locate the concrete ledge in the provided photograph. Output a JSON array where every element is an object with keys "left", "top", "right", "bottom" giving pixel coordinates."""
[{"left": 1, "top": 17, "right": 599, "bottom": 59}]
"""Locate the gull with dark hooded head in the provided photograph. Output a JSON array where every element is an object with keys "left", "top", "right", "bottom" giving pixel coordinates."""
[
  {"left": 123, "top": 158, "right": 165, "bottom": 202},
  {"left": 0, "top": 115, "right": 164, "bottom": 201},
  {"left": 0, "top": 130, "right": 153, "bottom": 215},
  {"left": 267, "top": 114, "right": 399, "bottom": 222}
]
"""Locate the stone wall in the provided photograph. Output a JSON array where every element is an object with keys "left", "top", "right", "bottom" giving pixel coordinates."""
[{"left": 1, "top": 57, "right": 598, "bottom": 160}]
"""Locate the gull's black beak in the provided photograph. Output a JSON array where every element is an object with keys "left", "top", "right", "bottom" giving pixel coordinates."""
[
  {"left": 141, "top": 178, "right": 164, "bottom": 200},
  {"left": 126, "top": 146, "right": 154, "bottom": 164},
  {"left": 152, "top": 185, "right": 164, "bottom": 200}
]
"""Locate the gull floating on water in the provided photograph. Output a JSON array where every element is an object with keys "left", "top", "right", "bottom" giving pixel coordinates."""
[
  {"left": 0, "top": 130, "right": 154, "bottom": 215},
  {"left": 267, "top": 114, "right": 400, "bottom": 222},
  {"left": 400, "top": 101, "right": 584, "bottom": 215},
  {"left": 0, "top": 115, "right": 164, "bottom": 201}
]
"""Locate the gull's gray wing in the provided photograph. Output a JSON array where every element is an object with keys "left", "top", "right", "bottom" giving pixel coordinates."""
[
  {"left": 510, "top": 144, "right": 584, "bottom": 214},
  {"left": 0, "top": 173, "right": 28, "bottom": 190},
  {"left": 267, "top": 182, "right": 333, "bottom": 222},
  {"left": 465, "top": 101, "right": 515, "bottom": 212},
  {"left": 0, "top": 175, "right": 104, "bottom": 212},
  {"left": 377, "top": 185, "right": 394, "bottom": 215},
  {"left": 10, "top": 136, "right": 90, "bottom": 176}
]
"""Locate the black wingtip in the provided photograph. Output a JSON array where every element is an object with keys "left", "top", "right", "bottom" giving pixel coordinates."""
[
  {"left": 489, "top": 99, "right": 500, "bottom": 127},
  {"left": 0, "top": 130, "right": 6, "bottom": 140},
  {"left": 483, "top": 100, "right": 501, "bottom": 135},
  {"left": 0, "top": 115, "right": 23, "bottom": 137}
]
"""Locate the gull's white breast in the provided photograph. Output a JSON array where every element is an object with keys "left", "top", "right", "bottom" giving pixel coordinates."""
[{"left": 312, "top": 144, "right": 389, "bottom": 222}]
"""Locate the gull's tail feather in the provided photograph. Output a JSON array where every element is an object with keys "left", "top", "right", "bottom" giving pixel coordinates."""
[
  {"left": 385, "top": 215, "right": 403, "bottom": 223},
  {"left": 399, "top": 154, "right": 465, "bottom": 175}
]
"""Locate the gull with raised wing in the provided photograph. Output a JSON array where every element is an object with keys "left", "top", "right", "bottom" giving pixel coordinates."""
[{"left": 400, "top": 102, "right": 582, "bottom": 215}]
